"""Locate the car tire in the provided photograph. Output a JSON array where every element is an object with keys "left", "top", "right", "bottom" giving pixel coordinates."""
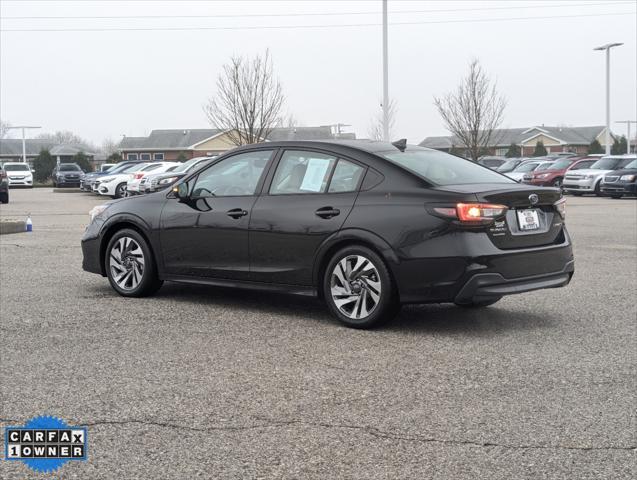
[
  {"left": 552, "top": 178, "right": 562, "bottom": 188},
  {"left": 594, "top": 181, "right": 603, "bottom": 196},
  {"left": 610, "top": 195, "right": 622, "bottom": 199},
  {"left": 114, "top": 182, "right": 127, "bottom": 199},
  {"left": 105, "top": 228, "right": 163, "bottom": 297},
  {"left": 0, "top": 192, "right": 8, "bottom": 204},
  {"left": 323, "top": 245, "right": 399, "bottom": 329},
  {"left": 455, "top": 297, "right": 502, "bottom": 308},
  {"left": 572, "top": 192, "right": 583, "bottom": 196}
]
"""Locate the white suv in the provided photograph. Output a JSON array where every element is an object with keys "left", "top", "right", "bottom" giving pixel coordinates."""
[{"left": 1, "top": 162, "right": 33, "bottom": 187}]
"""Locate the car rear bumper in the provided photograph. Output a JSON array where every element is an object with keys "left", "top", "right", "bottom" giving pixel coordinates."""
[
  {"left": 394, "top": 230, "right": 574, "bottom": 304},
  {"left": 454, "top": 260, "right": 574, "bottom": 304}
]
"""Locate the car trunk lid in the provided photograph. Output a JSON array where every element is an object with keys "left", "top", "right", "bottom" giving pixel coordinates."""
[{"left": 435, "top": 183, "right": 565, "bottom": 249}]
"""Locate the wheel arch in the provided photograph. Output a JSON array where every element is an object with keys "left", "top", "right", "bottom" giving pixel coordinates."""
[
  {"left": 313, "top": 229, "right": 400, "bottom": 300},
  {"left": 99, "top": 217, "right": 157, "bottom": 277}
]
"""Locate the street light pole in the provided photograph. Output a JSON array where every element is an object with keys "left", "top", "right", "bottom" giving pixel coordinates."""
[
  {"left": 5, "top": 126, "right": 41, "bottom": 163},
  {"left": 615, "top": 120, "right": 636, "bottom": 154},
  {"left": 594, "top": 43, "right": 623, "bottom": 155},
  {"left": 382, "top": 0, "right": 389, "bottom": 142}
]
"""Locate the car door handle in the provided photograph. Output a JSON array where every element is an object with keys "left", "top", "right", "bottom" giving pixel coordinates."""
[
  {"left": 315, "top": 206, "right": 340, "bottom": 219},
  {"left": 227, "top": 208, "right": 248, "bottom": 219}
]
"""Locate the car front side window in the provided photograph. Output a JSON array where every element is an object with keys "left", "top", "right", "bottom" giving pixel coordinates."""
[{"left": 191, "top": 150, "right": 273, "bottom": 198}]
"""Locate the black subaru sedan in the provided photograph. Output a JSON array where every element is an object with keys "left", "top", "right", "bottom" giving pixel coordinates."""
[{"left": 82, "top": 140, "right": 574, "bottom": 328}]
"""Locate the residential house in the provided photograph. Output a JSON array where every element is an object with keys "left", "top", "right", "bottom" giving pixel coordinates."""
[
  {"left": 118, "top": 126, "right": 356, "bottom": 160},
  {"left": 420, "top": 125, "right": 612, "bottom": 156}
]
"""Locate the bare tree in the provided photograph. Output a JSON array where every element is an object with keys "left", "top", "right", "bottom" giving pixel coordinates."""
[
  {"left": 0, "top": 120, "right": 11, "bottom": 139},
  {"left": 368, "top": 99, "right": 397, "bottom": 141},
  {"left": 204, "top": 50, "right": 285, "bottom": 146},
  {"left": 100, "top": 137, "right": 119, "bottom": 155},
  {"left": 434, "top": 59, "right": 506, "bottom": 161}
]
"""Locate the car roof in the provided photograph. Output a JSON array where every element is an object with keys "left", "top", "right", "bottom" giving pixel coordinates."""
[{"left": 233, "top": 139, "right": 429, "bottom": 155}]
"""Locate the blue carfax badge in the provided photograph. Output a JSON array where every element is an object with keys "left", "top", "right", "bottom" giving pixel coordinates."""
[{"left": 4, "top": 415, "right": 88, "bottom": 474}]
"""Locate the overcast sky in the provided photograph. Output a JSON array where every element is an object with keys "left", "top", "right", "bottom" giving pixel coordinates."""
[{"left": 1, "top": 0, "right": 636, "bottom": 146}]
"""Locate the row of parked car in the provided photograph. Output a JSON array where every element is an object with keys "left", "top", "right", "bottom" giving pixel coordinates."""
[
  {"left": 80, "top": 156, "right": 215, "bottom": 198},
  {"left": 478, "top": 153, "right": 637, "bottom": 198}
]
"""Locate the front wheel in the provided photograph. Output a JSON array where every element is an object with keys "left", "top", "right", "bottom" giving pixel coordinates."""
[
  {"left": 105, "top": 229, "right": 163, "bottom": 297},
  {"left": 323, "top": 246, "right": 399, "bottom": 328},
  {"left": 552, "top": 177, "right": 562, "bottom": 188},
  {"left": 114, "top": 182, "right": 127, "bottom": 199}
]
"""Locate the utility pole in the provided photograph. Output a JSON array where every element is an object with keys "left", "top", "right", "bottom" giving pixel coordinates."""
[
  {"left": 615, "top": 120, "right": 636, "bottom": 154},
  {"left": 5, "top": 126, "right": 41, "bottom": 163},
  {"left": 382, "top": 0, "right": 389, "bottom": 142},
  {"left": 594, "top": 43, "right": 623, "bottom": 155}
]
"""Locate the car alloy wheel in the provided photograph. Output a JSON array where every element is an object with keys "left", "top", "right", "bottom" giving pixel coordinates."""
[
  {"left": 109, "top": 236, "right": 145, "bottom": 291},
  {"left": 552, "top": 178, "right": 562, "bottom": 188},
  {"left": 115, "top": 183, "right": 126, "bottom": 198},
  {"left": 330, "top": 255, "right": 381, "bottom": 320}
]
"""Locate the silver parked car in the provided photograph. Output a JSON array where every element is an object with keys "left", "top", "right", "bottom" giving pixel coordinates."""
[{"left": 563, "top": 155, "right": 636, "bottom": 196}]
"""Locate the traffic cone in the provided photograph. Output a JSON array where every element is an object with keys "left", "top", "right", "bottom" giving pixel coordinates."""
[{"left": 26, "top": 215, "right": 32, "bottom": 232}]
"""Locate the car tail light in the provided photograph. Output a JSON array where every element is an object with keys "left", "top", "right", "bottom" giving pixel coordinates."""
[
  {"left": 432, "top": 203, "right": 508, "bottom": 225},
  {"left": 134, "top": 173, "right": 144, "bottom": 179},
  {"left": 554, "top": 197, "right": 566, "bottom": 220}
]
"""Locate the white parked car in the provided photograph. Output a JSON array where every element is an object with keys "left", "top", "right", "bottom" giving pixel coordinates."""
[
  {"left": 563, "top": 155, "right": 636, "bottom": 196},
  {"left": 126, "top": 162, "right": 180, "bottom": 195},
  {"left": 1, "top": 162, "right": 33, "bottom": 187},
  {"left": 505, "top": 160, "right": 554, "bottom": 182},
  {"left": 96, "top": 163, "right": 151, "bottom": 198}
]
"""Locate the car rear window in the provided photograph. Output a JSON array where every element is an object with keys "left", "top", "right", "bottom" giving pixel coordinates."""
[{"left": 381, "top": 149, "right": 514, "bottom": 185}]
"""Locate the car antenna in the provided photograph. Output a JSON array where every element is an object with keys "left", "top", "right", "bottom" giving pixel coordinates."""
[{"left": 391, "top": 139, "right": 407, "bottom": 152}]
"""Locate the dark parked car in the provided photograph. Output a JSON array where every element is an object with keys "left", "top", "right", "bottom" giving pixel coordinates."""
[
  {"left": 82, "top": 140, "right": 574, "bottom": 328},
  {"left": 52, "top": 163, "right": 84, "bottom": 187},
  {"left": 600, "top": 158, "right": 637, "bottom": 198},
  {"left": 0, "top": 165, "right": 9, "bottom": 203}
]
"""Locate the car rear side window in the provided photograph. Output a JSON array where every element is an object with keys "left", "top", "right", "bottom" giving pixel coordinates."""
[
  {"left": 328, "top": 159, "right": 365, "bottom": 193},
  {"left": 270, "top": 150, "right": 337, "bottom": 194},
  {"left": 382, "top": 149, "right": 514, "bottom": 185}
]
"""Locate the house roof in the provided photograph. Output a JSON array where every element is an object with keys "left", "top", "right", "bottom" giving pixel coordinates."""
[
  {"left": 419, "top": 126, "right": 606, "bottom": 149},
  {"left": 119, "top": 127, "right": 354, "bottom": 150},
  {"left": 0, "top": 139, "right": 94, "bottom": 157}
]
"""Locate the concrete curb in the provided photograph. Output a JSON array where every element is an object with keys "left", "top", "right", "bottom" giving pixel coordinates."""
[
  {"left": 52, "top": 188, "right": 83, "bottom": 193},
  {"left": 0, "top": 221, "right": 27, "bottom": 235}
]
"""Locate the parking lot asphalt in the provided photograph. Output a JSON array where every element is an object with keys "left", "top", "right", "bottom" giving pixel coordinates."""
[{"left": 1, "top": 188, "right": 635, "bottom": 479}]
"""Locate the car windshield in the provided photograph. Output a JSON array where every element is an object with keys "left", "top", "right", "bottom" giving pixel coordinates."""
[
  {"left": 622, "top": 159, "right": 637, "bottom": 169},
  {"left": 513, "top": 162, "right": 540, "bottom": 172},
  {"left": 2, "top": 164, "right": 30, "bottom": 171},
  {"left": 381, "top": 149, "right": 514, "bottom": 185},
  {"left": 59, "top": 164, "right": 81, "bottom": 171},
  {"left": 496, "top": 159, "right": 519, "bottom": 172},
  {"left": 590, "top": 158, "right": 630, "bottom": 170},
  {"left": 122, "top": 163, "right": 147, "bottom": 173},
  {"left": 570, "top": 160, "right": 595, "bottom": 170},
  {"left": 175, "top": 158, "right": 206, "bottom": 173},
  {"left": 535, "top": 163, "right": 553, "bottom": 171},
  {"left": 549, "top": 158, "right": 573, "bottom": 170}
]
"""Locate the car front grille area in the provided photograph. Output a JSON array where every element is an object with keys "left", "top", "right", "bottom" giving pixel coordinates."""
[
  {"left": 603, "top": 176, "right": 619, "bottom": 183},
  {"left": 564, "top": 175, "right": 581, "bottom": 181}
]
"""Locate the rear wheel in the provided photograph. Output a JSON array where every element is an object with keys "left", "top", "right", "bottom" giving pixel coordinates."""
[
  {"left": 323, "top": 246, "right": 399, "bottom": 329},
  {"left": 551, "top": 177, "right": 562, "bottom": 188},
  {"left": 105, "top": 229, "right": 163, "bottom": 297},
  {"left": 0, "top": 191, "right": 8, "bottom": 204}
]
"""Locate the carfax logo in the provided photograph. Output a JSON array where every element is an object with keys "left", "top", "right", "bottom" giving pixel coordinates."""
[{"left": 4, "top": 415, "right": 88, "bottom": 474}]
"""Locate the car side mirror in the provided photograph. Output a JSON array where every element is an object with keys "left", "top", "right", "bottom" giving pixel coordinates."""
[{"left": 172, "top": 182, "right": 189, "bottom": 200}]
